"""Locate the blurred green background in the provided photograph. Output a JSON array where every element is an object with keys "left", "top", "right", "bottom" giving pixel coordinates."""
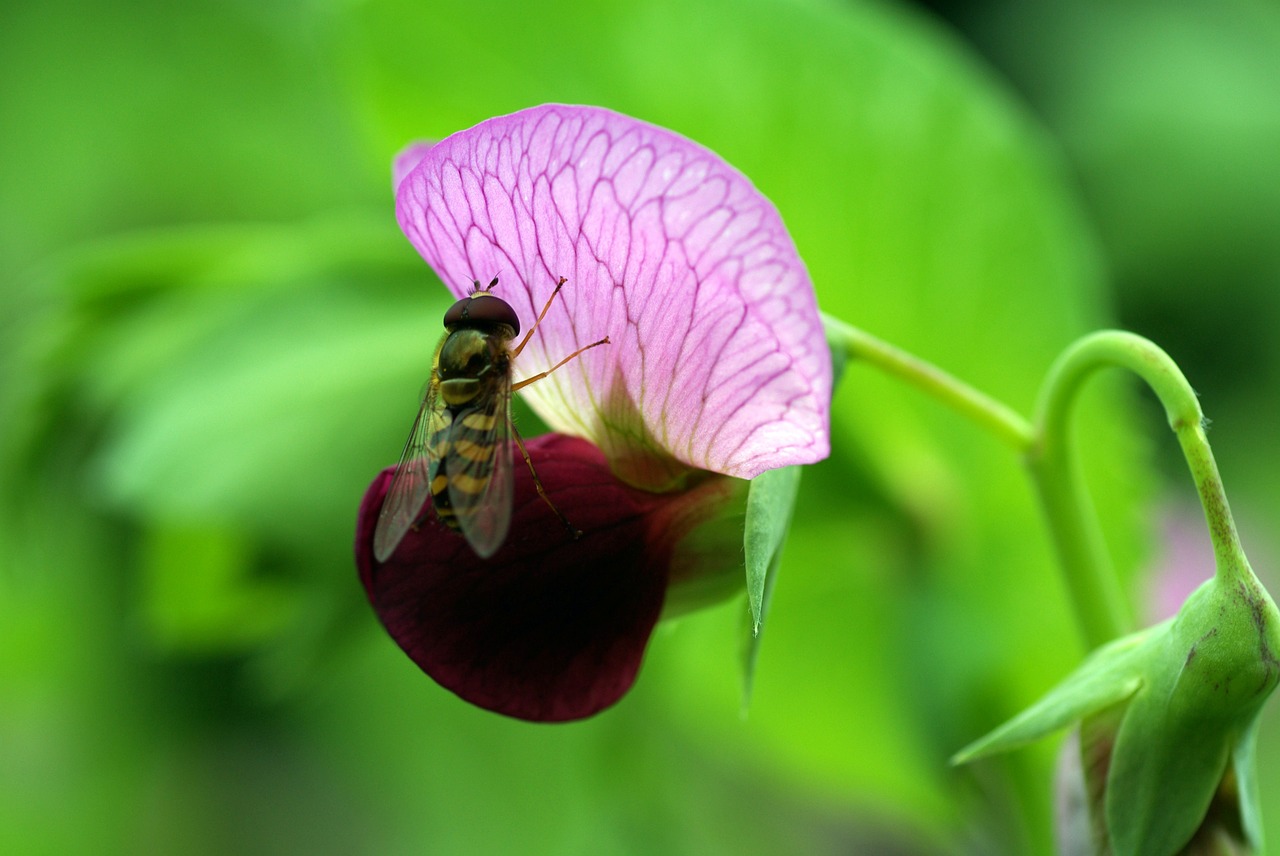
[{"left": 3, "top": 0, "right": 1278, "bottom": 853}]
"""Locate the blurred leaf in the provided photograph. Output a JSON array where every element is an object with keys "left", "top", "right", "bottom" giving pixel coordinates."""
[
  {"left": 1236, "top": 716, "right": 1264, "bottom": 852},
  {"left": 0, "top": 0, "right": 377, "bottom": 275},
  {"left": 18, "top": 216, "right": 433, "bottom": 552},
  {"left": 141, "top": 525, "right": 296, "bottom": 653}
]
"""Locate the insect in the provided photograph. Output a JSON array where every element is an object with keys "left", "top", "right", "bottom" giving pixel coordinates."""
[{"left": 372, "top": 275, "right": 610, "bottom": 561}]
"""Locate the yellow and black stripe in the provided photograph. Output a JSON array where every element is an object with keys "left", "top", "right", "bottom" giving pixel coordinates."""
[{"left": 429, "top": 400, "right": 503, "bottom": 531}]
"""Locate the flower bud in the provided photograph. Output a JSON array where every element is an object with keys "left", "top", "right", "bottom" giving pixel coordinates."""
[{"left": 955, "top": 561, "right": 1280, "bottom": 855}]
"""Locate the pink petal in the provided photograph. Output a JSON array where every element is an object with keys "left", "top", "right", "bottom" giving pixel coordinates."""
[
  {"left": 396, "top": 105, "right": 830, "bottom": 486},
  {"left": 392, "top": 141, "right": 436, "bottom": 193}
]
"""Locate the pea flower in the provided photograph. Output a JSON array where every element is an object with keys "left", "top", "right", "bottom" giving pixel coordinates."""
[
  {"left": 357, "top": 105, "right": 831, "bottom": 721},
  {"left": 954, "top": 550, "right": 1280, "bottom": 855}
]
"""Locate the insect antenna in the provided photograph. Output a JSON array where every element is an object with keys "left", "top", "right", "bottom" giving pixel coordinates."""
[{"left": 468, "top": 275, "right": 500, "bottom": 294}]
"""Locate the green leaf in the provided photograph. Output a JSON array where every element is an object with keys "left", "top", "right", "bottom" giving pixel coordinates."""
[
  {"left": 744, "top": 466, "right": 802, "bottom": 635},
  {"left": 740, "top": 465, "right": 801, "bottom": 710},
  {"left": 141, "top": 524, "right": 296, "bottom": 652},
  {"left": 740, "top": 522, "right": 787, "bottom": 712},
  {"left": 741, "top": 331, "right": 842, "bottom": 709},
  {"left": 952, "top": 624, "right": 1160, "bottom": 764}
]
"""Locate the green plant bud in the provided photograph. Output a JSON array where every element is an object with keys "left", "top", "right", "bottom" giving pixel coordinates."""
[{"left": 954, "top": 558, "right": 1280, "bottom": 856}]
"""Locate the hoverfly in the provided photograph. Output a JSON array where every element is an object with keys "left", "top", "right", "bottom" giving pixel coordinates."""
[{"left": 372, "top": 275, "right": 609, "bottom": 561}]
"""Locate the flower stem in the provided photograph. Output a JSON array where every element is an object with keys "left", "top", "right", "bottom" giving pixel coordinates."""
[
  {"left": 1033, "top": 331, "right": 1247, "bottom": 590},
  {"left": 822, "top": 315, "right": 1034, "bottom": 452},
  {"left": 822, "top": 315, "right": 1118, "bottom": 643},
  {"left": 1027, "top": 337, "right": 1132, "bottom": 648},
  {"left": 824, "top": 317, "right": 1247, "bottom": 649}
]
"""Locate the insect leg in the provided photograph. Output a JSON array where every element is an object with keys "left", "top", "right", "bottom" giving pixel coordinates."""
[
  {"left": 512, "top": 336, "right": 611, "bottom": 392},
  {"left": 509, "top": 420, "right": 580, "bottom": 540},
  {"left": 510, "top": 276, "right": 568, "bottom": 358}
]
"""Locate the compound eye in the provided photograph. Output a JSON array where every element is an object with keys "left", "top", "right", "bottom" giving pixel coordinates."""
[
  {"left": 442, "top": 298, "right": 470, "bottom": 328},
  {"left": 443, "top": 294, "right": 521, "bottom": 335}
]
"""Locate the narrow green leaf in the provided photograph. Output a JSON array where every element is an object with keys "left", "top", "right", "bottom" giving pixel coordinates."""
[
  {"left": 743, "top": 466, "right": 801, "bottom": 635},
  {"left": 739, "top": 330, "right": 838, "bottom": 711},
  {"left": 951, "top": 625, "right": 1160, "bottom": 764},
  {"left": 739, "top": 465, "right": 801, "bottom": 712},
  {"left": 740, "top": 535, "right": 786, "bottom": 713}
]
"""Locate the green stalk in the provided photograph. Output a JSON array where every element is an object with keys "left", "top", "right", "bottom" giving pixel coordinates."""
[
  {"left": 1033, "top": 331, "right": 1246, "bottom": 589},
  {"left": 823, "top": 315, "right": 1119, "bottom": 645},
  {"left": 1027, "top": 334, "right": 1132, "bottom": 648},
  {"left": 822, "top": 315, "right": 1034, "bottom": 452},
  {"left": 824, "top": 319, "right": 1245, "bottom": 650}
]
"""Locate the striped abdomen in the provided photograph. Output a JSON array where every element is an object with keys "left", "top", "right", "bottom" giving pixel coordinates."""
[{"left": 429, "top": 397, "right": 502, "bottom": 531}]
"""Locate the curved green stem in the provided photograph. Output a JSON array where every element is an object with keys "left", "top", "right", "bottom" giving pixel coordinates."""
[
  {"left": 1027, "top": 337, "right": 1132, "bottom": 648},
  {"left": 823, "top": 314, "right": 1115, "bottom": 644},
  {"left": 822, "top": 315, "right": 1034, "bottom": 452},
  {"left": 1033, "top": 331, "right": 1247, "bottom": 592},
  {"left": 824, "top": 317, "right": 1247, "bottom": 651}
]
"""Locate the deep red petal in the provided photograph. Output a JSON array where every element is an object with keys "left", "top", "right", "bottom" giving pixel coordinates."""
[{"left": 355, "top": 434, "right": 672, "bottom": 722}]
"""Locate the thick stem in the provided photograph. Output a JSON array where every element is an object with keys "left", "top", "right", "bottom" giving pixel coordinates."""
[{"left": 1025, "top": 428, "right": 1131, "bottom": 649}]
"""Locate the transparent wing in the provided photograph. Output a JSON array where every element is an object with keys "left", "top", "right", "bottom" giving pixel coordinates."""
[
  {"left": 372, "top": 371, "right": 442, "bottom": 563},
  {"left": 448, "top": 372, "right": 514, "bottom": 559}
]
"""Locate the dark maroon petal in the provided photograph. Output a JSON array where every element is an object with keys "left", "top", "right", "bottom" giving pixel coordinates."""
[{"left": 355, "top": 434, "right": 674, "bottom": 722}]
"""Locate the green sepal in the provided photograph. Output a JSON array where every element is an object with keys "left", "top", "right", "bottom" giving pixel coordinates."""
[
  {"left": 955, "top": 568, "right": 1279, "bottom": 853},
  {"left": 739, "top": 529, "right": 786, "bottom": 712},
  {"left": 739, "top": 324, "right": 843, "bottom": 710},
  {"left": 951, "top": 624, "right": 1160, "bottom": 765},
  {"left": 1235, "top": 715, "right": 1264, "bottom": 852},
  {"left": 738, "top": 465, "right": 801, "bottom": 711},
  {"left": 1105, "top": 575, "right": 1278, "bottom": 855},
  {"left": 1103, "top": 665, "right": 1234, "bottom": 856},
  {"left": 743, "top": 465, "right": 802, "bottom": 635}
]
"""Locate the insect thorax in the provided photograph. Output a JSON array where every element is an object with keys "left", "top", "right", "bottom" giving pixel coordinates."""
[{"left": 437, "top": 327, "right": 510, "bottom": 408}]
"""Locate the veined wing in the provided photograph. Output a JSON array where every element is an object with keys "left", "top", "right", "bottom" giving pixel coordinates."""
[
  {"left": 372, "top": 372, "right": 443, "bottom": 563},
  {"left": 446, "top": 372, "right": 514, "bottom": 559}
]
